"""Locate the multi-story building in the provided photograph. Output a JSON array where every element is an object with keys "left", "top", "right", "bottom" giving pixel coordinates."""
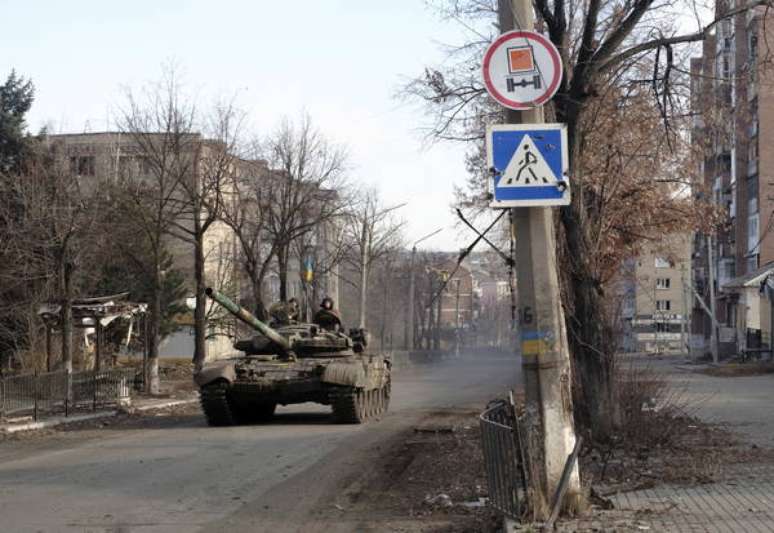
[
  {"left": 691, "top": 4, "right": 774, "bottom": 356},
  {"left": 46, "top": 132, "right": 340, "bottom": 358},
  {"left": 621, "top": 234, "right": 693, "bottom": 353}
]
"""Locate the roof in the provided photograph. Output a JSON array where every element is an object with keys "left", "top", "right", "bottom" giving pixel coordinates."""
[{"left": 722, "top": 261, "right": 774, "bottom": 290}]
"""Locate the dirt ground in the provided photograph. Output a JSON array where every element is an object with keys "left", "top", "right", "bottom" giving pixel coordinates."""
[{"left": 310, "top": 409, "right": 503, "bottom": 533}]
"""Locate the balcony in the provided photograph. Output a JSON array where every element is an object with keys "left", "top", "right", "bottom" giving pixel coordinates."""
[{"left": 749, "top": 158, "right": 758, "bottom": 176}]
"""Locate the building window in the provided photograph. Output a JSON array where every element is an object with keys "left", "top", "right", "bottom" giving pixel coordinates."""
[
  {"left": 656, "top": 300, "right": 672, "bottom": 311},
  {"left": 747, "top": 176, "right": 758, "bottom": 214},
  {"left": 654, "top": 257, "right": 672, "bottom": 268},
  {"left": 748, "top": 213, "right": 759, "bottom": 253},
  {"left": 656, "top": 278, "right": 671, "bottom": 290},
  {"left": 69, "top": 156, "right": 95, "bottom": 176},
  {"left": 655, "top": 322, "right": 669, "bottom": 333}
]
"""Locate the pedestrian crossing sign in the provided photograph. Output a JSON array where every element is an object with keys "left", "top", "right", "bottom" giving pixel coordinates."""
[{"left": 487, "top": 123, "right": 570, "bottom": 208}]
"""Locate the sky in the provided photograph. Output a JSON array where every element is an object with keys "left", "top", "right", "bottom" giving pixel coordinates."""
[{"left": 0, "top": 0, "right": 484, "bottom": 252}]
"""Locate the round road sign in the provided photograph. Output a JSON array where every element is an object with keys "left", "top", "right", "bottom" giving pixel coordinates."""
[{"left": 482, "top": 30, "right": 562, "bottom": 110}]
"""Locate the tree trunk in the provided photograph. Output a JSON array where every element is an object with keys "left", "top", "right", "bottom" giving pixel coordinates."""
[
  {"left": 557, "top": 102, "right": 619, "bottom": 439},
  {"left": 359, "top": 246, "right": 368, "bottom": 329},
  {"left": 192, "top": 234, "right": 207, "bottom": 372},
  {"left": 60, "top": 259, "right": 73, "bottom": 374},
  {"left": 434, "top": 284, "right": 442, "bottom": 350},
  {"left": 251, "top": 276, "right": 268, "bottom": 321},
  {"left": 278, "top": 245, "right": 289, "bottom": 302},
  {"left": 147, "top": 269, "right": 161, "bottom": 395}
]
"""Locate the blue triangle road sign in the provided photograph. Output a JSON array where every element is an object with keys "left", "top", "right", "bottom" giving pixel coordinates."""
[{"left": 487, "top": 123, "right": 570, "bottom": 208}]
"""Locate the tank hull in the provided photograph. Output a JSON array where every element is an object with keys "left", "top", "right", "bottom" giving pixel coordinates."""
[{"left": 196, "top": 354, "right": 391, "bottom": 425}]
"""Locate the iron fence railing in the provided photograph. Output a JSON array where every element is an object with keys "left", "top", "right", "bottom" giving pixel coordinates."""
[
  {"left": 0, "top": 368, "right": 136, "bottom": 420},
  {"left": 480, "top": 399, "right": 528, "bottom": 519}
]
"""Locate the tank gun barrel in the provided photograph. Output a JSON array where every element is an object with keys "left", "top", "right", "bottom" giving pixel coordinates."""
[{"left": 205, "top": 288, "right": 292, "bottom": 353}]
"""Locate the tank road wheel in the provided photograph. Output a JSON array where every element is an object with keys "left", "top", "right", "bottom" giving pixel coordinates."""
[
  {"left": 331, "top": 387, "right": 369, "bottom": 424},
  {"left": 200, "top": 380, "right": 236, "bottom": 427},
  {"left": 357, "top": 389, "right": 370, "bottom": 421}
]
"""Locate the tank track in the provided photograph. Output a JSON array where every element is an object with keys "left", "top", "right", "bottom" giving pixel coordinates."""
[
  {"left": 330, "top": 380, "right": 390, "bottom": 424},
  {"left": 200, "top": 381, "right": 236, "bottom": 427}
]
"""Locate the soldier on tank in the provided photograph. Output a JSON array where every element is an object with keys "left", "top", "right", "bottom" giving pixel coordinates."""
[
  {"left": 313, "top": 297, "right": 342, "bottom": 332},
  {"left": 268, "top": 298, "right": 300, "bottom": 327}
]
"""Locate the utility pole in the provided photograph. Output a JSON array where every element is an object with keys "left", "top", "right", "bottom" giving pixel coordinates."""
[
  {"left": 406, "top": 228, "right": 442, "bottom": 349},
  {"left": 680, "top": 264, "right": 688, "bottom": 355},
  {"left": 455, "top": 277, "right": 461, "bottom": 357},
  {"left": 497, "top": 0, "right": 581, "bottom": 518},
  {"left": 706, "top": 234, "right": 719, "bottom": 363}
]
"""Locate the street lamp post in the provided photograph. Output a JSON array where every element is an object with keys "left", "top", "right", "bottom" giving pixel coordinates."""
[{"left": 406, "top": 228, "right": 443, "bottom": 350}]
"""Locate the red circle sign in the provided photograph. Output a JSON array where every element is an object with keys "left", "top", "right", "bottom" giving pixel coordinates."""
[{"left": 482, "top": 30, "right": 562, "bottom": 110}]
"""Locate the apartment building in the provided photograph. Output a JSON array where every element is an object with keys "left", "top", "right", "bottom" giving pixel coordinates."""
[
  {"left": 691, "top": 4, "right": 774, "bottom": 356},
  {"left": 620, "top": 235, "right": 692, "bottom": 353}
]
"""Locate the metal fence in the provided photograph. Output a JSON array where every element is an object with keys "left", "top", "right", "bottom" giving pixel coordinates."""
[
  {"left": 480, "top": 399, "right": 528, "bottom": 519},
  {"left": 0, "top": 368, "right": 137, "bottom": 420}
]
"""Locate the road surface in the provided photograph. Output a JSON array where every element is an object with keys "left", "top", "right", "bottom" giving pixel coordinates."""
[{"left": 0, "top": 353, "right": 520, "bottom": 532}]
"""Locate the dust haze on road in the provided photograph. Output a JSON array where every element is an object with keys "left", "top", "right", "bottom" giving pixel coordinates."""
[{"left": 0, "top": 352, "right": 520, "bottom": 532}]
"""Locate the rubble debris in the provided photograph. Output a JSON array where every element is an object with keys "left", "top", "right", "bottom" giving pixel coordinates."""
[{"left": 424, "top": 493, "right": 453, "bottom": 507}]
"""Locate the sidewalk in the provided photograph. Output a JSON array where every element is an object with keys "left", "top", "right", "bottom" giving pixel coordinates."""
[
  {"left": 0, "top": 395, "right": 198, "bottom": 434},
  {"left": 612, "top": 463, "right": 774, "bottom": 532},
  {"left": 588, "top": 356, "right": 774, "bottom": 532}
]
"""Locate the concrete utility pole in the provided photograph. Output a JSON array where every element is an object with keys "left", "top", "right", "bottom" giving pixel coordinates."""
[
  {"left": 406, "top": 228, "right": 442, "bottom": 349},
  {"left": 706, "top": 234, "right": 719, "bottom": 363},
  {"left": 680, "top": 264, "right": 688, "bottom": 355},
  {"left": 455, "top": 277, "right": 461, "bottom": 357},
  {"left": 497, "top": 0, "right": 581, "bottom": 519}
]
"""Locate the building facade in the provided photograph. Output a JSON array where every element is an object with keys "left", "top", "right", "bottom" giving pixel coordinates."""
[
  {"left": 690, "top": 5, "right": 774, "bottom": 356},
  {"left": 622, "top": 235, "right": 693, "bottom": 353}
]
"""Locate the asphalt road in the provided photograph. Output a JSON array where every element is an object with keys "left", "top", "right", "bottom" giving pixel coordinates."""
[{"left": 0, "top": 353, "right": 520, "bottom": 533}]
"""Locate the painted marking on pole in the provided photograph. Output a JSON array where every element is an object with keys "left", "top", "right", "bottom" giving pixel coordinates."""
[
  {"left": 487, "top": 123, "right": 570, "bottom": 208},
  {"left": 482, "top": 30, "right": 562, "bottom": 110},
  {"left": 521, "top": 330, "right": 552, "bottom": 356}
]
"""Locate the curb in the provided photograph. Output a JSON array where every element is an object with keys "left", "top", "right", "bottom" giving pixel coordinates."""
[
  {"left": 1, "top": 411, "right": 118, "bottom": 434},
  {"left": 0, "top": 398, "right": 198, "bottom": 434},
  {"left": 134, "top": 398, "right": 198, "bottom": 412}
]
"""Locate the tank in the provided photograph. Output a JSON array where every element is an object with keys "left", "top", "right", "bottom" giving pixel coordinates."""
[{"left": 194, "top": 287, "right": 391, "bottom": 426}]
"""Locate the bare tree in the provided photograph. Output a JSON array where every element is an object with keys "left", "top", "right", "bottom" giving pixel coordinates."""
[
  {"left": 221, "top": 157, "right": 276, "bottom": 320},
  {"left": 0, "top": 139, "right": 100, "bottom": 372},
  {"left": 344, "top": 188, "right": 406, "bottom": 329},
  {"left": 263, "top": 114, "right": 349, "bottom": 302},
  {"left": 166, "top": 101, "right": 244, "bottom": 371},
  {"left": 115, "top": 69, "right": 195, "bottom": 393}
]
